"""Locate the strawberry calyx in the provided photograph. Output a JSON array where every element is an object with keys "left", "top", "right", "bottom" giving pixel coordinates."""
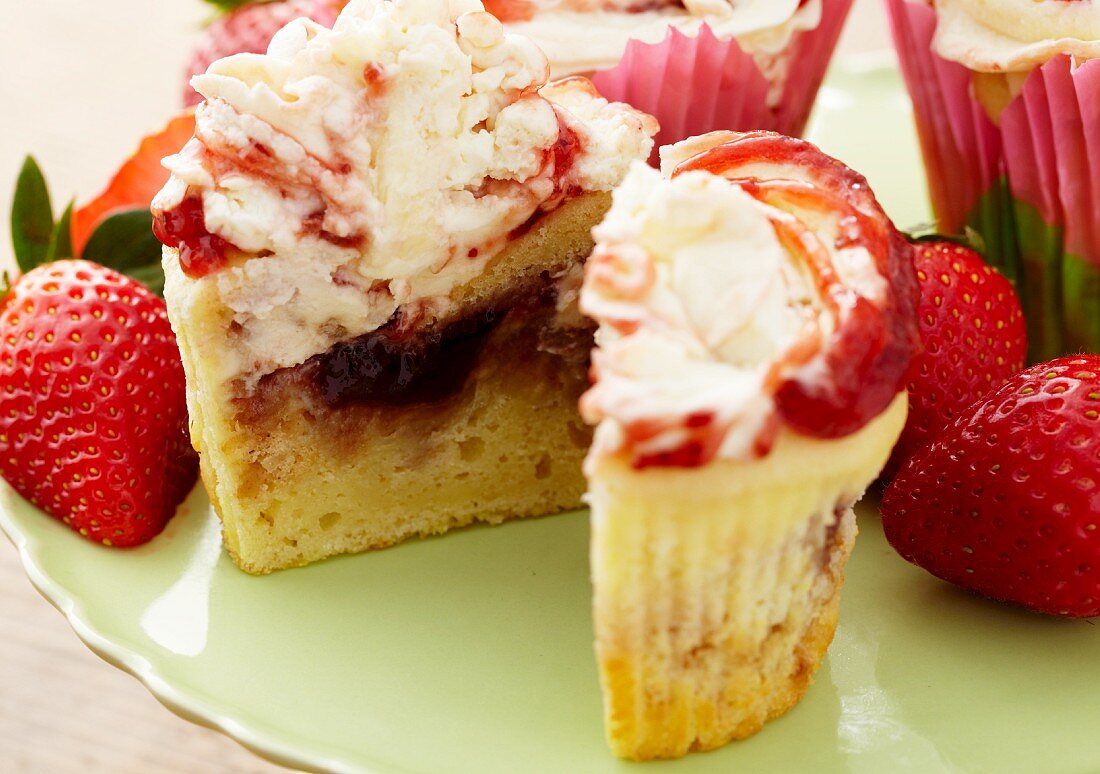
[
  {"left": 8, "top": 115, "right": 194, "bottom": 296},
  {"left": 906, "top": 223, "right": 988, "bottom": 255},
  {"left": 199, "top": 0, "right": 347, "bottom": 21},
  {"left": 10, "top": 157, "right": 74, "bottom": 275},
  {"left": 201, "top": 0, "right": 281, "bottom": 14}
]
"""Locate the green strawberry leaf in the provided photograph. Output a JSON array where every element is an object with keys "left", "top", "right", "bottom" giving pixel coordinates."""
[
  {"left": 907, "top": 224, "right": 987, "bottom": 256},
  {"left": 201, "top": 0, "right": 277, "bottom": 12},
  {"left": 81, "top": 208, "right": 165, "bottom": 296},
  {"left": 123, "top": 262, "right": 167, "bottom": 298},
  {"left": 45, "top": 199, "right": 75, "bottom": 262},
  {"left": 11, "top": 156, "right": 55, "bottom": 273}
]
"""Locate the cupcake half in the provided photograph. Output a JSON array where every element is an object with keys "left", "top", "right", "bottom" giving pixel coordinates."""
[
  {"left": 887, "top": 0, "right": 1100, "bottom": 359},
  {"left": 581, "top": 131, "right": 919, "bottom": 760},
  {"left": 487, "top": 0, "right": 854, "bottom": 152},
  {"left": 153, "top": 0, "right": 657, "bottom": 574}
]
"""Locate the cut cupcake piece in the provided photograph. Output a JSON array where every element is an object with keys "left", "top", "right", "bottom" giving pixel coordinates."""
[
  {"left": 581, "top": 131, "right": 919, "bottom": 760},
  {"left": 153, "top": 0, "right": 656, "bottom": 574}
]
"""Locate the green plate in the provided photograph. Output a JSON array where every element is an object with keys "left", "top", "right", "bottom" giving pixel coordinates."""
[{"left": 3, "top": 58, "right": 1100, "bottom": 774}]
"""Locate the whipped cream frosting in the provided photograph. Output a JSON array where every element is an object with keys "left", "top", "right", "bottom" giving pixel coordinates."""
[
  {"left": 503, "top": 0, "right": 821, "bottom": 79},
  {"left": 154, "top": 0, "right": 656, "bottom": 379},
  {"left": 932, "top": 0, "right": 1100, "bottom": 72},
  {"left": 581, "top": 133, "right": 902, "bottom": 468}
]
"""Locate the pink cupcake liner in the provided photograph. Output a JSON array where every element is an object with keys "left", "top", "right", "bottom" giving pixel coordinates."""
[
  {"left": 886, "top": 0, "right": 1100, "bottom": 358},
  {"left": 884, "top": 0, "right": 1002, "bottom": 235},
  {"left": 1002, "top": 56, "right": 1100, "bottom": 266},
  {"left": 591, "top": 0, "right": 855, "bottom": 157},
  {"left": 1000, "top": 56, "right": 1100, "bottom": 354}
]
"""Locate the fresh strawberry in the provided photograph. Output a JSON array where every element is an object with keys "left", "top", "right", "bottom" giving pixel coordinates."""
[
  {"left": 0, "top": 261, "right": 197, "bottom": 547},
  {"left": 882, "top": 355, "right": 1100, "bottom": 618},
  {"left": 71, "top": 113, "right": 196, "bottom": 256},
  {"left": 884, "top": 239, "right": 1027, "bottom": 477},
  {"left": 183, "top": 0, "right": 344, "bottom": 106}
]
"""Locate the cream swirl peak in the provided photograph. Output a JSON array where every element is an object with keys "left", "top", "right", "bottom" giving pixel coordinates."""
[
  {"left": 580, "top": 132, "right": 919, "bottom": 469},
  {"left": 933, "top": 0, "right": 1100, "bottom": 72},
  {"left": 497, "top": 0, "right": 820, "bottom": 79},
  {"left": 153, "top": 0, "right": 656, "bottom": 378}
]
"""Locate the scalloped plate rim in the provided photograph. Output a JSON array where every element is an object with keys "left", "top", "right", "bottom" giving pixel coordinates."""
[{"left": 0, "top": 492, "right": 375, "bottom": 774}]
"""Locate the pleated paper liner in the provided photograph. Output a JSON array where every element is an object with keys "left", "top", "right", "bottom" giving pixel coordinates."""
[
  {"left": 886, "top": 0, "right": 1100, "bottom": 360},
  {"left": 591, "top": 0, "right": 855, "bottom": 159}
]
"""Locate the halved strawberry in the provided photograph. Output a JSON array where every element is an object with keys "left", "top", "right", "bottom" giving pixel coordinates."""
[
  {"left": 482, "top": 0, "right": 536, "bottom": 22},
  {"left": 70, "top": 113, "right": 196, "bottom": 256}
]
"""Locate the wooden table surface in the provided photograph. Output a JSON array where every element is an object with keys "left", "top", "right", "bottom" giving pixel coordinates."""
[{"left": 0, "top": 2, "right": 889, "bottom": 771}]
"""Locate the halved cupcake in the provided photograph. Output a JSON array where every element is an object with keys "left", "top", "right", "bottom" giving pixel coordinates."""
[
  {"left": 153, "top": 0, "right": 657, "bottom": 574},
  {"left": 581, "top": 131, "right": 919, "bottom": 760}
]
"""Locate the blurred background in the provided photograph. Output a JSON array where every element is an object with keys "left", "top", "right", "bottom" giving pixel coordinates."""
[{"left": 0, "top": 1, "right": 889, "bottom": 771}]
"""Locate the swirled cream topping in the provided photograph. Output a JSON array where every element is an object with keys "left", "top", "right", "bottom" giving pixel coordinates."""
[
  {"left": 581, "top": 132, "right": 914, "bottom": 469},
  {"left": 933, "top": 0, "right": 1100, "bottom": 72},
  {"left": 498, "top": 0, "right": 821, "bottom": 79},
  {"left": 153, "top": 0, "right": 656, "bottom": 379}
]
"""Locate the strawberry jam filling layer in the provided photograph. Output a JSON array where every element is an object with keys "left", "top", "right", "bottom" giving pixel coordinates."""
[
  {"left": 580, "top": 131, "right": 920, "bottom": 470},
  {"left": 249, "top": 269, "right": 590, "bottom": 410}
]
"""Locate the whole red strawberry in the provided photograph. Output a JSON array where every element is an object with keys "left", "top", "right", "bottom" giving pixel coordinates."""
[
  {"left": 0, "top": 260, "right": 198, "bottom": 546},
  {"left": 184, "top": 0, "right": 343, "bottom": 106},
  {"left": 884, "top": 240, "right": 1027, "bottom": 477},
  {"left": 882, "top": 355, "right": 1100, "bottom": 618}
]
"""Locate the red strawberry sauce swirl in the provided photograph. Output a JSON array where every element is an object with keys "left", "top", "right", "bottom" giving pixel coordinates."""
[
  {"left": 670, "top": 132, "right": 920, "bottom": 443},
  {"left": 155, "top": 96, "right": 586, "bottom": 280},
  {"left": 591, "top": 132, "right": 919, "bottom": 470},
  {"left": 153, "top": 114, "right": 369, "bottom": 279}
]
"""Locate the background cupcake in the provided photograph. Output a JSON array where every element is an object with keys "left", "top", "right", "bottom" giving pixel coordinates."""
[
  {"left": 886, "top": 0, "right": 1100, "bottom": 360},
  {"left": 485, "top": 0, "right": 855, "bottom": 152}
]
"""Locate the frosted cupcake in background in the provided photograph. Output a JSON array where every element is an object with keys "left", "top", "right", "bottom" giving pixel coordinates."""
[
  {"left": 486, "top": 0, "right": 855, "bottom": 151},
  {"left": 886, "top": 0, "right": 1100, "bottom": 360}
]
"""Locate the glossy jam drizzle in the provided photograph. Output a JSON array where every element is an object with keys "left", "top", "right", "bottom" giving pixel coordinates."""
[
  {"left": 152, "top": 194, "right": 233, "bottom": 278},
  {"left": 552, "top": 120, "right": 582, "bottom": 184},
  {"left": 670, "top": 132, "right": 919, "bottom": 442}
]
